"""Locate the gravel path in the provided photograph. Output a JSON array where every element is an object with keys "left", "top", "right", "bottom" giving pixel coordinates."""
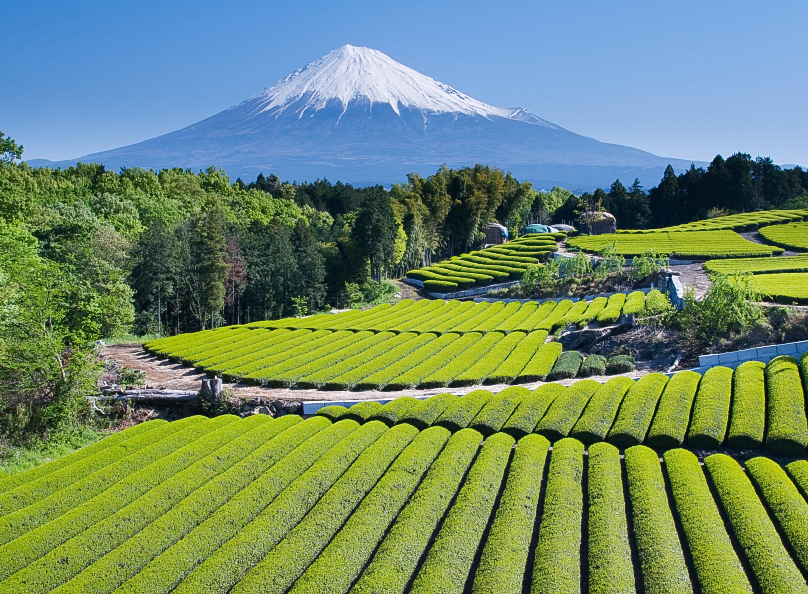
[
  {"left": 670, "top": 263, "right": 711, "bottom": 299},
  {"left": 102, "top": 343, "right": 646, "bottom": 404}
]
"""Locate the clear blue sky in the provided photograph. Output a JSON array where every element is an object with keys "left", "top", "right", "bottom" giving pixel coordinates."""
[{"left": 3, "top": 0, "right": 806, "bottom": 168}]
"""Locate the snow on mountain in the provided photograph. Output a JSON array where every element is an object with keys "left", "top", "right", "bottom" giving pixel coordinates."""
[
  {"left": 240, "top": 44, "right": 557, "bottom": 127},
  {"left": 32, "top": 45, "right": 700, "bottom": 189}
]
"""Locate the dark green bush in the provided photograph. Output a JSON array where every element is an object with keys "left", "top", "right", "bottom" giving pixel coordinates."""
[
  {"left": 607, "top": 355, "right": 635, "bottom": 374},
  {"left": 579, "top": 354, "right": 607, "bottom": 377},
  {"left": 548, "top": 351, "right": 584, "bottom": 380}
]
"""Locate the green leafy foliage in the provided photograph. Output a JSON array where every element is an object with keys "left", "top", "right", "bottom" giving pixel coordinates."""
[
  {"left": 646, "top": 370, "right": 701, "bottom": 449},
  {"left": 665, "top": 449, "right": 753, "bottom": 594},
  {"left": 765, "top": 356, "right": 808, "bottom": 454},
  {"left": 471, "top": 434, "right": 549, "bottom": 594},
  {"left": 579, "top": 354, "right": 607, "bottom": 377},
  {"left": 607, "top": 355, "right": 635, "bottom": 374},
  {"left": 410, "top": 432, "right": 514, "bottom": 594},
  {"left": 531, "top": 438, "right": 585, "bottom": 593},
  {"left": 587, "top": 442, "right": 635, "bottom": 594},
  {"left": 727, "top": 361, "right": 767, "bottom": 449},
  {"left": 705, "top": 454, "right": 808, "bottom": 593},
  {"left": 608, "top": 373, "right": 669, "bottom": 448},
  {"left": 548, "top": 350, "right": 584, "bottom": 380},
  {"left": 687, "top": 366, "right": 733, "bottom": 448},
  {"left": 571, "top": 377, "right": 634, "bottom": 444},
  {"left": 625, "top": 445, "right": 692, "bottom": 594}
]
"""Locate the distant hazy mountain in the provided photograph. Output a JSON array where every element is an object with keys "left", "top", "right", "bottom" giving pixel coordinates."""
[{"left": 28, "top": 45, "right": 699, "bottom": 189}]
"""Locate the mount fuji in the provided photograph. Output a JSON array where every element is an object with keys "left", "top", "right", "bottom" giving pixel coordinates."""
[{"left": 30, "top": 45, "right": 698, "bottom": 189}]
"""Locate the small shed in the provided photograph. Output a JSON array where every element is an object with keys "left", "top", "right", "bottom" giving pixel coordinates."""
[
  {"left": 579, "top": 211, "right": 617, "bottom": 235},
  {"left": 484, "top": 223, "right": 508, "bottom": 245}
]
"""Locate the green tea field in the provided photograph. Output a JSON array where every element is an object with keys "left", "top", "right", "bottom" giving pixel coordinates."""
[
  {"left": 567, "top": 230, "right": 783, "bottom": 258},
  {"left": 759, "top": 220, "right": 808, "bottom": 251},
  {"left": 144, "top": 293, "right": 654, "bottom": 389},
  {"left": 3, "top": 362, "right": 808, "bottom": 593}
]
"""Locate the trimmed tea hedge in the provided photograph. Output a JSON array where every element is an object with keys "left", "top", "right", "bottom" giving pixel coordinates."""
[
  {"left": 727, "top": 361, "right": 767, "bottom": 449},
  {"left": 607, "top": 355, "right": 635, "bottom": 374},
  {"left": 579, "top": 354, "right": 607, "bottom": 377},
  {"left": 665, "top": 449, "right": 753, "bottom": 594},
  {"left": 531, "top": 438, "right": 585, "bottom": 594},
  {"left": 571, "top": 377, "right": 634, "bottom": 445},
  {"left": 705, "top": 454, "right": 808, "bottom": 593},
  {"left": 646, "top": 370, "right": 701, "bottom": 450},
  {"left": 409, "top": 432, "right": 514, "bottom": 594},
  {"left": 467, "top": 386, "right": 529, "bottom": 436},
  {"left": 471, "top": 434, "right": 550, "bottom": 594},
  {"left": 535, "top": 380, "right": 599, "bottom": 442},
  {"left": 747, "top": 456, "right": 808, "bottom": 574},
  {"left": 765, "top": 355, "right": 808, "bottom": 455},
  {"left": 608, "top": 373, "right": 669, "bottom": 448},
  {"left": 501, "top": 383, "right": 565, "bottom": 438},
  {"left": 687, "top": 366, "right": 733, "bottom": 449},
  {"left": 434, "top": 390, "right": 492, "bottom": 433},
  {"left": 624, "top": 445, "right": 692, "bottom": 594},
  {"left": 351, "top": 429, "right": 482, "bottom": 594},
  {"left": 587, "top": 442, "right": 635, "bottom": 594},
  {"left": 548, "top": 350, "right": 584, "bottom": 380}
]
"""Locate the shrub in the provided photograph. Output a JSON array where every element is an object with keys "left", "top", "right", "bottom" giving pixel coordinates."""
[
  {"left": 33, "top": 416, "right": 314, "bottom": 594},
  {"left": 664, "top": 449, "right": 752, "bottom": 593},
  {"left": 531, "top": 438, "right": 585, "bottom": 593},
  {"left": 515, "top": 342, "right": 563, "bottom": 382},
  {"left": 608, "top": 373, "right": 669, "bottom": 448},
  {"left": 169, "top": 421, "right": 388, "bottom": 593},
  {"left": 229, "top": 424, "right": 420, "bottom": 594},
  {"left": 727, "top": 361, "right": 766, "bottom": 449},
  {"left": 351, "top": 429, "right": 482, "bottom": 594},
  {"left": 553, "top": 300, "right": 588, "bottom": 331},
  {"left": 579, "top": 354, "right": 607, "bottom": 377},
  {"left": 548, "top": 350, "right": 584, "bottom": 380},
  {"left": 765, "top": 355, "right": 808, "bottom": 455},
  {"left": 571, "top": 377, "right": 634, "bottom": 444},
  {"left": 116, "top": 419, "right": 360, "bottom": 594},
  {"left": 409, "top": 433, "right": 514, "bottom": 594},
  {"left": 486, "top": 330, "right": 548, "bottom": 384},
  {"left": 340, "top": 401, "right": 383, "bottom": 423},
  {"left": 501, "top": 383, "right": 565, "bottom": 438},
  {"left": 358, "top": 332, "right": 452, "bottom": 390},
  {"left": 281, "top": 427, "right": 451, "bottom": 594},
  {"left": 747, "top": 456, "right": 808, "bottom": 574},
  {"left": 468, "top": 386, "right": 530, "bottom": 436},
  {"left": 596, "top": 293, "right": 627, "bottom": 326},
  {"left": 575, "top": 296, "right": 608, "bottom": 327},
  {"left": 397, "top": 392, "right": 456, "bottom": 430},
  {"left": 423, "top": 279, "right": 460, "bottom": 293},
  {"left": 607, "top": 355, "right": 635, "bottom": 374},
  {"left": 679, "top": 273, "right": 765, "bottom": 341},
  {"left": 646, "top": 370, "right": 701, "bottom": 449},
  {"left": 434, "top": 390, "right": 492, "bottom": 433},
  {"left": 705, "top": 454, "right": 808, "bottom": 593},
  {"left": 624, "top": 446, "right": 692, "bottom": 594},
  {"left": 368, "top": 397, "right": 419, "bottom": 426},
  {"left": 587, "top": 442, "right": 635, "bottom": 594},
  {"left": 687, "top": 366, "right": 733, "bottom": 449},
  {"left": 535, "top": 380, "right": 600, "bottom": 443},
  {"left": 315, "top": 405, "right": 347, "bottom": 421},
  {"left": 471, "top": 434, "right": 550, "bottom": 594}
]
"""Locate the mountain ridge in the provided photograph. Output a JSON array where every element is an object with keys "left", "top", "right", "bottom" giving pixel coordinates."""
[{"left": 26, "top": 45, "right": 701, "bottom": 189}]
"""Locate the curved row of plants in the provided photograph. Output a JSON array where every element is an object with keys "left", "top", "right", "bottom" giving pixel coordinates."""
[
  {"left": 143, "top": 294, "right": 656, "bottom": 390},
  {"left": 4, "top": 409, "right": 808, "bottom": 593},
  {"left": 318, "top": 352, "right": 808, "bottom": 455}
]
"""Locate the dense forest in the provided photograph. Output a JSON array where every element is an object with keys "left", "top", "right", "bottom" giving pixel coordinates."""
[{"left": 1, "top": 128, "right": 808, "bottom": 439}]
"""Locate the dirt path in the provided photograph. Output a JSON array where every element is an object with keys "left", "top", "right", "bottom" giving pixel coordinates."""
[
  {"left": 102, "top": 343, "right": 647, "bottom": 404},
  {"left": 739, "top": 230, "right": 802, "bottom": 256}
]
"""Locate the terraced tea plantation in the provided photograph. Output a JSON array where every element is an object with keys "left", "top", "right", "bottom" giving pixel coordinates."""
[
  {"left": 759, "top": 220, "right": 808, "bottom": 251},
  {"left": 746, "top": 273, "right": 808, "bottom": 303},
  {"left": 317, "top": 352, "right": 808, "bottom": 455},
  {"left": 405, "top": 233, "right": 562, "bottom": 293},
  {"left": 568, "top": 230, "right": 783, "bottom": 258},
  {"left": 620, "top": 208, "right": 808, "bottom": 233},
  {"left": 704, "top": 254, "right": 808, "bottom": 275},
  {"left": 5, "top": 367, "right": 808, "bottom": 594},
  {"left": 144, "top": 294, "right": 653, "bottom": 390}
]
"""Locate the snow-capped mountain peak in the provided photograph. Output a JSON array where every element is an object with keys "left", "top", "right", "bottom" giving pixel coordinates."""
[{"left": 241, "top": 44, "right": 554, "bottom": 126}]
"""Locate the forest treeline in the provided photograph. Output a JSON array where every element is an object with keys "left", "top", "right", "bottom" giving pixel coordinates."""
[{"left": 1, "top": 126, "right": 808, "bottom": 439}]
